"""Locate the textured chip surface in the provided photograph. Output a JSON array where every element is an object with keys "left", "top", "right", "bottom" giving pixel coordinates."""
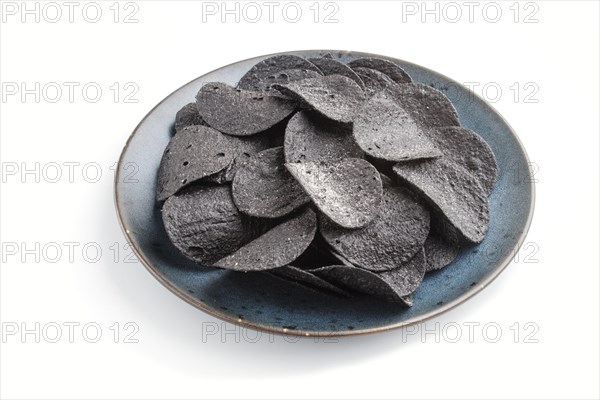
[
  {"left": 156, "top": 125, "right": 269, "bottom": 201},
  {"left": 286, "top": 158, "right": 383, "bottom": 229},
  {"left": 214, "top": 208, "right": 317, "bottom": 271},
  {"left": 429, "top": 126, "right": 498, "bottom": 195},
  {"left": 232, "top": 147, "right": 310, "bottom": 218},
  {"left": 274, "top": 75, "right": 365, "bottom": 123},
  {"left": 308, "top": 57, "right": 365, "bottom": 88},
  {"left": 162, "top": 185, "right": 262, "bottom": 265},
  {"left": 237, "top": 55, "right": 321, "bottom": 91},
  {"left": 352, "top": 67, "right": 398, "bottom": 97},
  {"left": 354, "top": 91, "right": 441, "bottom": 162},
  {"left": 320, "top": 181, "right": 430, "bottom": 271},
  {"left": 348, "top": 57, "right": 412, "bottom": 84},
  {"left": 284, "top": 110, "right": 363, "bottom": 163},
  {"left": 174, "top": 103, "right": 207, "bottom": 132},
  {"left": 388, "top": 83, "right": 460, "bottom": 129},
  {"left": 313, "top": 248, "right": 425, "bottom": 303},
  {"left": 196, "top": 82, "right": 297, "bottom": 136},
  {"left": 393, "top": 159, "right": 489, "bottom": 243},
  {"left": 424, "top": 229, "right": 460, "bottom": 272}
]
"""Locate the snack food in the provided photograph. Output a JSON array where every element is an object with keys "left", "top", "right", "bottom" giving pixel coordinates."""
[{"left": 157, "top": 54, "right": 498, "bottom": 305}]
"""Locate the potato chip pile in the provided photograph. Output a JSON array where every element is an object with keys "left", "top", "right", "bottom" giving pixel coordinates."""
[{"left": 157, "top": 54, "right": 498, "bottom": 305}]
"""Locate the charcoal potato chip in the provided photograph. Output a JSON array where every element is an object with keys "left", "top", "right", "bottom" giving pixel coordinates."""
[
  {"left": 174, "top": 103, "right": 207, "bottom": 133},
  {"left": 196, "top": 82, "right": 297, "bottom": 136},
  {"left": 348, "top": 57, "right": 412, "bottom": 84},
  {"left": 269, "top": 265, "right": 349, "bottom": 296},
  {"left": 256, "top": 68, "right": 323, "bottom": 92},
  {"left": 313, "top": 249, "right": 425, "bottom": 303},
  {"left": 232, "top": 147, "right": 310, "bottom": 218},
  {"left": 352, "top": 67, "right": 398, "bottom": 97},
  {"left": 424, "top": 228, "right": 460, "bottom": 272},
  {"left": 388, "top": 83, "right": 460, "bottom": 129},
  {"left": 308, "top": 57, "right": 365, "bottom": 88},
  {"left": 237, "top": 55, "right": 321, "bottom": 91},
  {"left": 320, "top": 180, "right": 430, "bottom": 271},
  {"left": 273, "top": 75, "right": 366, "bottom": 123},
  {"left": 393, "top": 159, "right": 489, "bottom": 243},
  {"left": 162, "top": 185, "right": 263, "bottom": 265},
  {"left": 156, "top": 125, "right": 270, "bottom": 201},
  {"left": 214, "top": 208, "right": 317, "bottom": 271},
  {"left": 354, "top": 91, "right": 442, "bottom": 162},
  {"left": 286, "top": 158, "right": 382, "bottom": 229},
  {"left": 284, "top": 110, "right": 363, "bottom": 163},
  {"left": 429, "top": 126, "right": 498, "bottom": 195}
]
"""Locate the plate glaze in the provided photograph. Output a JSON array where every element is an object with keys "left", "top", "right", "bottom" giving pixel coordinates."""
[{"left": 114, "top": 50, "right": 534, "bottom": 337}]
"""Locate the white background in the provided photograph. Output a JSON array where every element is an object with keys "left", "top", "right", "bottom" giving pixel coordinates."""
[{"left": 1, "top": 1, "right": 599, "bottom": 399}]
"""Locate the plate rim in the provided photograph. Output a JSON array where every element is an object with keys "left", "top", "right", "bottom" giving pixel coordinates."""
[{"left": 114, "top": 49, "right": 536, "bottom": 337}]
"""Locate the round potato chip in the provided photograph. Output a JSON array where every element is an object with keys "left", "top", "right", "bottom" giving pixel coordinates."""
[
  {"left": 354, "top": 91, "right": 442, "bottom": 162},
  {"left": 237, "top": 55, "right": 321, "bottom": 91},
  {"left": 284, "top": 110, "right": 363, "bottom": 163},
  {"left": 214, "top": 207, "right": 317, "bottom": 271},
  {"left": 196, "top": 82, "right": 297, "bottom": 136},
  {"left": 286, "top": 158, "right": 383, "bottom": 229},
  {"left": 320, "top": 181, "right": 430, "bottom": 271},
  {"left": 174, "top": 103, "right": 207, "bottom": 133},
  {"left": 273, "top": 75, "right": 366, "bottom": 124},
  {"left": 348, "top": 57, "right": 412, "bottom": 84},
  {"left": 156, "top": 125, "right": 270, "bottom": 202},
  {"left": 352, "top": 67, "right": 398, "bottom": 97},
  {"left": 308, "top": 57, "right": 365, "bottom": 88},
  {"left": 428, "top": 126, "right": 498, "bottom": 195},
  {"left": 424, "top": 229, "right": 460, "bottom": 272},
  {"left": 393, "top": 159, "right": 489, "bottom": 243},
  {"left": 388, "top": 83, "right": 460, "bottom": 129},
  {"left": 162, "top": 185, "right": 263, "bottom": 265},
  {"left": 255, "top": 68, "right": 323, "bottom": 93},
  {"left": 313, "top": 248, "right": 425, "bottom": 303},
  {"left": 232, "top": 147, "right": 310, "bottom": 218}
]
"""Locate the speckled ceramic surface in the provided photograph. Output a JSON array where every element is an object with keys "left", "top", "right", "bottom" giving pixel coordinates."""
[{"left": 114, "top": 50, "right": 535, "bottom": 336}]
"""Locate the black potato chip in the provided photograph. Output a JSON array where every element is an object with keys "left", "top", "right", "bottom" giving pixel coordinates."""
[
  {"left": 354, "top": 91, "right": 442, "bottom": 162},
  {"left": 174, "top": 103, "right": 207, "bottom": 133},
  {"left": 348, "top": 57, "right": 412, "bottom": 84},
  {"left": 284, "top": 110, "right": 364, "bottom": 163},
  {"left": 424, "top": 228, "right": 460, "bottom": 272},
  {"left": 388, "top": 83, "right": 460, "bottom": 129},
  {"left": 313, "top": 248, "right": 425, "bottom": 303},
  {"left": 286, "top": 158, "right": 382, "bottom": 229},
  {"left": 156, "top": 125, "right": 270, "bottom": 201},
  {"left": 237, "top": 55, "right": 321, "bottom": 91},
  {"left": 308, "top": 57, "right": 365, "bottom": 88},
  {"left": 232, "top": 147, "right": 310, "bottom": 218},
  {"left": 273, "top": 75, "right": 366, "bottom": 124},
  {"left": 162, "top": 185, "right": 263, "bottom": 265},
  {"left": 320, "top": 180, "right": 430, "bottom": 271},
  {"left": 428, "top": 126, "right": 498, "bottom": 195},
  {"left": 214, "top": 208, "right": 317, "bottom": 271},
  {"left": 196, "top": 82, "right": 297, "bottom": 136},
  {"left": 393, "top": 159, "right": 489, "bottom": 243},
  {"left": 269, "top": 265, "right": 349, "bottom": 296},
  {"left": 352, "top": 67, "right": 398, "bottom": 97}
]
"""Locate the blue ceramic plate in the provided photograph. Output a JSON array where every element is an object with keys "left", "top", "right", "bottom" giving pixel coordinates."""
[{"left": 115, "top": 50, "right": 534, "bottom": 336}]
